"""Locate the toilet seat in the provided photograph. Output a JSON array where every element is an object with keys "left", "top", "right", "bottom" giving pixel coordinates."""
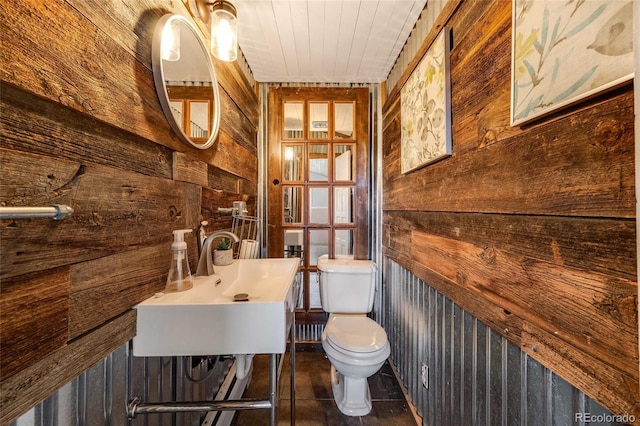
[{"left": 323, "top": 315, "right": 390, "bottom": 361}]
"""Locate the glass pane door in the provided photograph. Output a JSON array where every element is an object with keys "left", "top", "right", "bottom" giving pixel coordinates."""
[{"left": 268, "top": 88, "right": 368, "bottom": 324}]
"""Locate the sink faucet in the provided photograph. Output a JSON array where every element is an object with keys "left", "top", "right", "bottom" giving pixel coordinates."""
[{"left": 195, "top": 231, "right": 240, "bottom": 276}]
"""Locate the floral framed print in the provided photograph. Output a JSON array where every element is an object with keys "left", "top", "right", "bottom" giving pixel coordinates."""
[
  {"left": 511, "top": 0, "right": 634, "bottom": 126},
  {"left": 401, "top": 27, "right": 452, "bottom": 174}
]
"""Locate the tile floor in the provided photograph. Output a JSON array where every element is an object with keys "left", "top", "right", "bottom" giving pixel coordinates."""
[{"left": 231, "top": 344, "right": 418, "bottom": 425}]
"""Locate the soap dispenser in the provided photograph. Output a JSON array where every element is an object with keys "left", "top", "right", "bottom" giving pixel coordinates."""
[{"left": 166, "top": 229, "right": 194, "bottom": 293}]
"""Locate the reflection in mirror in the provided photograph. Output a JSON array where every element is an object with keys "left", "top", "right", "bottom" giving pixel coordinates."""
[
  {"left": 309, "top": 144, "right": 328, "bottom": 181},
  {"left": 161, "top": 19, "right": 181, "bottom": 61},
  {"left": 309, "top": 271, "right": 321, "bottom": 308},
  {"left": 295, "top": 271, "right": 304, "bottom": 308},
  {"left": 169, "top": 100, "right": 183, "bottom": 126},
  {"left": 283, "top": 186, "right": 303, "bottom": 223},
  {"left": 284, "top": 102, "right": 304, "bottom": 139},
  {"left": 283, "top": 145, "right": 303, "bottom": 181},
  {"left": 309, "top": 187, "right": 329, "bottom": 224},
  {"left": 188, "top": 100, "right": 210, "bottom": 139},
  {"left": 152, "top": 14, "right": 220, "bottom": 149},
  {"left": 334, "top": 145, "right": 354, "bottom": 181},
  {"left": 309, "top": 102, "right": 329, "bottom": 139},
  {"left": 334, "top": 187, "right": 354, "bottom": 224},
  {"left": 334, "top": 102, "right": 354, "bottom": 139},
  {"left": 335, "top": 229, "right": 354, "bottom": 256},
  {"left": 284, "top": 229, "right": 304, "bottom": 259},
  {"left": 309, "top": 229, "right": 329, "bottom": 266}
]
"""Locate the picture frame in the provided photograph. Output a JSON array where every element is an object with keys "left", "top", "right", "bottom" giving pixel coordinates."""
[
  {"left": 400, "top": 26, "right": 452, "bottom": 174},
  {"left": 510, "top": 0, "right": 634, "bottom": 126}
]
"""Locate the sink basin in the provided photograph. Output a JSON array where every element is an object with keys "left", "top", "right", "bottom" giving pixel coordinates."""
[{"left": 133, "top": 258, "right": 300, "bottom": 357}]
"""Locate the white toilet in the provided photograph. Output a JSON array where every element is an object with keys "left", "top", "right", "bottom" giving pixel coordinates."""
[{"left": 317, "top": 255, "right": 390, "bottom": 416}]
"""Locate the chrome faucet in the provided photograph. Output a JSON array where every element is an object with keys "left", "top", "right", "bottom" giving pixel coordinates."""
[{"left": 195, "top": 231, "right": 240, "bottom": 276}]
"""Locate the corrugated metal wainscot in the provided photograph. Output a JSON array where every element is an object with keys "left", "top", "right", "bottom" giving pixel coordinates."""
[
  {"left": 10, "top": 344, "right": 235, "bottom": 426},
  {"left": 381, "top": 259, "right": 621, "bottom": 426}
]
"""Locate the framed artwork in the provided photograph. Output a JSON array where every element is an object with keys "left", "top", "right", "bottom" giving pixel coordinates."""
[
  {"left": 511, "top": 0, "right": 633, "bottom": 126},
  {"left": 401, "top": 27, "right": 452, "bottom": 174}
]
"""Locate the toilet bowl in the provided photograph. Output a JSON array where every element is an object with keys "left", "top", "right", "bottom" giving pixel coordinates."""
[
  {"left": 317, "top": 256, "right": 390, "bottom": 416},
  {"left": 321, "top": 314, "right": 390, "bottom": 416}
]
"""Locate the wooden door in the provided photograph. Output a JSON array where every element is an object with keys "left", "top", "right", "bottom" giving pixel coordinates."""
[{"left": 268, "top": 87, "right": 370, "bottom": 324}]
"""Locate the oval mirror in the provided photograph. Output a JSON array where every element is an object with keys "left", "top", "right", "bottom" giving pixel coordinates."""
[{"left": 152, "top": 14, "right": 221, "bottom": 149}]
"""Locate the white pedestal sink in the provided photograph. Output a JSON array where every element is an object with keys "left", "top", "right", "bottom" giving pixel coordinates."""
[{"left": 133, "top": 257, "right": 300, "bottom": 357}]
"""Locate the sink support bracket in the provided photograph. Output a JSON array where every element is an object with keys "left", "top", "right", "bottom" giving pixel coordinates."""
[{"left": 127, "top": 325, "right": 296, "bottom": 425}]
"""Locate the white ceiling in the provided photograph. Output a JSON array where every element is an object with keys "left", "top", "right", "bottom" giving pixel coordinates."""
[{"left": 234, "top": 0, "right": 427, "bottom": 83}]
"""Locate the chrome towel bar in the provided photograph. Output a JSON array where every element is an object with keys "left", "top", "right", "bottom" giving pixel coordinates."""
[{"left": 0, "top": 204, "right": 74, "bottom": 220}]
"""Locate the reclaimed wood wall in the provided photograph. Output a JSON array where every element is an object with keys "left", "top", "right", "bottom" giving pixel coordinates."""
[
  {"left": 0, "top": 1, "right": 258, "bottom": 423},
  {"left": 382, "top": 0, "right": 638, "bottom": 420}
]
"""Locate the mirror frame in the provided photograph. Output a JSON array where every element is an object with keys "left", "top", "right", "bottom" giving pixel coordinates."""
[{"left": 152, "top": 14, "right": 221, "bottom": 150}]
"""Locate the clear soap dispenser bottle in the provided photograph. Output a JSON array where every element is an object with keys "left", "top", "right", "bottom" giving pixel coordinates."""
[{"left": 165, "top": 229, "right": 194, "bottom": 293}]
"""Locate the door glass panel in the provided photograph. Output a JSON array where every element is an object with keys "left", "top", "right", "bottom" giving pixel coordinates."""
[
  {"left": 295, "top": 270, "right": 304, "bottom": 309},
  {"left": 309, "top": 102, "right": 329, "bottom": 139},
  {"left": 170, "top": 100, "right": 183, "bottom": 125},
  {"left": 334, "top": 229, "right": 354, "bottom": 256},
  {"left": 334, "top": 145, "right": 354, "bottom": 181},
  {"left": 284, "top": 102, "right": 304, "bottom": 139},
  {"left": 284, "top": 229, "right": 304, "bottom": 259},
  {"left": 309, "top": 229, "right": 329, "bottom": 266},
  {"left": 283, "top": 144, "right": 303, "bottom": 182},
  {"left": 283, "top": 186, "right": 303, "bottom": 224},
  {"left": 309, "top": 187, "right": 329, "bottom": 224},
  {"left": 309, "top": 144, "right": 329, "bottom": 181},
  {"left": 333, "top": 187, "right": 354, "bottom": 224},
  {"left": 334, "top": 102, "right": 354, "bottom": 139},
  {"left": 309, "top": 271, "right": 321, "bottom": 308},
  {"left": 188, "top": 101, "right": 209, "bottom": 139}
]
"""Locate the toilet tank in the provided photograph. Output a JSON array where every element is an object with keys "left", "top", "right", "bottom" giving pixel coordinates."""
[{"left": 317, "top": 256, "right": 377, "bottom": 313}]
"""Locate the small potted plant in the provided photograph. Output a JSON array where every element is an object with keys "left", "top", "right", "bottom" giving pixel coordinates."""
[{"left": 213, "top": 237, "right": 233, "bottom": 266}]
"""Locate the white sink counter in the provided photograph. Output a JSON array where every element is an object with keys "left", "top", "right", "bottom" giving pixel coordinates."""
[{"left": 133, "top": 258, "right": 300, "bottom": 357}]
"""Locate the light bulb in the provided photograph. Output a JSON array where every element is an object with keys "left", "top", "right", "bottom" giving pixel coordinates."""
[
  {"left": 285, "top": 147, "right": 294, "bottom": 160},
  {"left": 161, "top": 19, "right": 180, "bottom": 61},
  {"left": 210, "top": 2, "right": 237, "bottom": 62}
]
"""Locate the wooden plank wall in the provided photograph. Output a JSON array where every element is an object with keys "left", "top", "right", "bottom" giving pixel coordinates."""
[
  {"left": 382, "top": 0, "right": 638, "bottom": 420},
  {"left": 0, "top": 1, "right": 258, "bottom": 423}
]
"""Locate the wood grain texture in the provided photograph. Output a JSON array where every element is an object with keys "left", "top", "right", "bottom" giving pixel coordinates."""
[
  {"left": 521, "top": 321, "right": 640, "bottom": 420},
  {"left": 385, "top": 211, "right": 636, "bottom": 279},
  {"left": 173, "top": 152, "right": 208, "bottom": 186},
  {"left": 0, "top": 149, "right": 202, "bottom": 280},
  {"left": 0, "top": 0, "right": 258, "bottom": 419},
  {"left": 0, "top": 268, "right": 70, "bottom": 381},
  {"left": 0, "top": 0, "right": 182, "bottom": 151},
  {"left": 0, "top": 0, "right": 258, "bottom": 169},
  {"left": 412, "top": 230, "right": 637, "bottom": 377},
  {"left": 381, "top": 0, "right": 637, "bottom": 418},
  {"left": 0, "top": 310, "right": 136, "bottom": 425},
  {"left": 68, "top": 244, "right": 173, "bottom": 339},
  {"left": 384, "top": 90, "right": 635, "bottom": 217},
  {"left": 199, "top": 131, "right": 258, "bottom": 182},
  {"left": 0, "top": 84, "right": 174, "bottom": 180}
]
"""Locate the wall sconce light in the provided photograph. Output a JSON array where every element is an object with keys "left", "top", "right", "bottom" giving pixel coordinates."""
[
  {"left": 161, "top": 19, "right": 181, "bottom": 61},
  {"left": 193, "top": 0, "right": 237, "bottom": 62},
  {"left": 209, "top": 1, "right": 237, "bottom": 62}
]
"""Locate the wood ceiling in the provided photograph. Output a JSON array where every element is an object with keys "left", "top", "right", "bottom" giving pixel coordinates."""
[{"left": 235, "top": 0, "right": 427, "bottom": 83}]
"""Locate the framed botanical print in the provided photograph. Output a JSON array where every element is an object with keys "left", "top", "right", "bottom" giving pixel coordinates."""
[
  {"left": 401, "top": 27, "right": 452, "bottom": 174},
  {"left": 511, "top": 0, "right": 633, "bottom": 126}
]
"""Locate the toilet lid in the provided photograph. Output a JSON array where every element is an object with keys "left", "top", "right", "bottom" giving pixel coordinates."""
[{"left": 325, "top": 315, "right": 388, "bottom": 354}]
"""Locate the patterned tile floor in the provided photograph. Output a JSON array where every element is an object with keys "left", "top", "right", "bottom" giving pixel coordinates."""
[{"left": 231, "top": 345, "right": 418, "bottom": 425}]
